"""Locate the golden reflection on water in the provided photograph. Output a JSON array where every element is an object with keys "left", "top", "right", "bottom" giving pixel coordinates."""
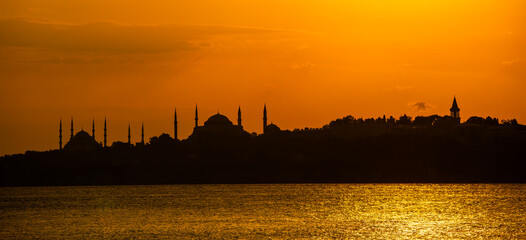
[{"left": 0, "top": 184, "right": 524, "bottom": 239}]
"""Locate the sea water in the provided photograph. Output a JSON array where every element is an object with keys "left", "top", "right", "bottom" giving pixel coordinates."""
[{"left": 1, "top": 184, "right": 525, "bottom": 239}]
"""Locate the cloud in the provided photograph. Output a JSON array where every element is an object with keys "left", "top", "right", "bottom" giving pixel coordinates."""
[
  {"left": 393, "top": 85, "right": 414, "bottom": 91},
  {"left": 502, "top": 58, "right": 521, "bottom": 66},
  {"left": 0, "top": 18, "right": 282, "bottom": 54},
  {"left": 409, "top": 101, "right": 432, "bottom": 112},
  {"left": 290, "top": 61, "right": 313, "bottom": 70}
]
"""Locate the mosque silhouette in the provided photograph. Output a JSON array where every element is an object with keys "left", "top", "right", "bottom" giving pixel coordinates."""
[{"left": 59, "top": 98, "right": 461, "bottom": 151}]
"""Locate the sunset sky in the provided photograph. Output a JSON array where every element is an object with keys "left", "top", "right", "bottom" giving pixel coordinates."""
[{"left": 0, "top": 0, "right": 524, "bottom": 155}]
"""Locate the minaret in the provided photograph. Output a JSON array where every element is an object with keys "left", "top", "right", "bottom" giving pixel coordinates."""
[
  {"left": 141, "top": 122, "right": 144, "bottom": 144},
  {"left": 128, "top": 124, "right": 131, "bottom": 144},
  {"left": 174, "top": 107, "right": 178, "bottom": 140},
  {"left": 70, "top": 117, "right": 74, "bottom": 139},
  {"left": 238, "top": 106, "right": 242, "bottom": 126},
  {"left": 59, "top": 118, "right": 63, "bottom": 150},
  {"left": 263, "top": 104, "right": 267, "bottom": 133},
  {"left": 92, "top": 118, "right": 95, "bottom": 139},
  {"left": 103, "top": 117, "right": 107, "bottom": 147},
  {"left": 450, "top": 96, "right": 460, "bottom": 123},
  {"left": 195, "top": 105, "right": 199, "bottom": 128}
]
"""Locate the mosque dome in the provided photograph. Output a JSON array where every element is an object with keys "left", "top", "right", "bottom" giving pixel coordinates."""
[
  {"left": 64, "top": 130, "right": 101, "bottom": 151},
  {"left": 204, "top": 113, "right": 233, "bottom": 126},
  {"left": 265, "top": 123, "right": 281, "bottom": 133},
  {"left": 74, "top": 130, "right": 90, "bottom": 138}
]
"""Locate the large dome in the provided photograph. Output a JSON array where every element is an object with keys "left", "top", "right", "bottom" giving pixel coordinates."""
[
  {"left": 265, "top": 123, "right": 281, "bottom": 133},
  {"left": 204, "top": 113, "right": 233, "bottom": 126},
  {"left": 73, "top": 130, "right": 91, "bottom": 139},
  {"left": 64, "top": 130, "right": 101, "bottom": 151},
  {"left": 190, "top": 112, "right": 248, "bottom": 139}
]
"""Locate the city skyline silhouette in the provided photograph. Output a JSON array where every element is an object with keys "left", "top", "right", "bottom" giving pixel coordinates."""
[
  {"left": 55, "top": 97, "right": 468, "bottom": 150},
  {"left": 2, "top": 93, "right": 524, "bottom": 186},
  {"left": 3, "top": 95, "right": 523, "bottom": 155}
]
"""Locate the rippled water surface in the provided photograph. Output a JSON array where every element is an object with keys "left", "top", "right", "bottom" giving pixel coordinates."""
[{"left": 0, "top": 184, "right": 525, "bottom": 239}]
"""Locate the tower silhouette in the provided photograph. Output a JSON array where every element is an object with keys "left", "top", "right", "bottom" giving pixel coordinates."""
[
  {"left": 141, "top": 122, "right": 145, "bottom": 144},
  {"left": 450, "top": 97, "right": 460, "bottom": 123},
  {"left": 263, "top": 104, "right": 268, "bottom": 134},
  {"left": 59, "top": 118, "right": 62, "bottom": 150},
  {"left": 103, "top": 117, "right": 107, "bottom": 147},
  {"left": 128, "top": 124, "right": 131, "bottom": 144},
  {"left": 238, "top": 106, "right": 242, "bottom": 126},
  {"left": 70, "top": 117, "right": 74, "bottom": 140},
  {"left": 195, "top": 105, "right": 199, "bottom": 128},
  {"left": 174, "top": 108, "right": 178, "bottom": 140},
  {"left": 92, "top": 118, "right": 95, "bottom": 139}
]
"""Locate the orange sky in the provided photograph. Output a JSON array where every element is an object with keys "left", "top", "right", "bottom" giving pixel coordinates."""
[{"left": 0, "top": 0, "right": 524, "bottom": 155}]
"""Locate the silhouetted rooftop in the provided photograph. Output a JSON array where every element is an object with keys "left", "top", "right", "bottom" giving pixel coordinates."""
[
  {"left": 205, "top": 113, "right": 233, "bottom": 126},
  {"left": 64, "top": 130, "right": 101, "bottom": 151},
  {"left": 265, "top": 123, "right": 281, "bottom": 133},
  {"left": 450, "top": 97, "right": 460, "bottom": 111}
]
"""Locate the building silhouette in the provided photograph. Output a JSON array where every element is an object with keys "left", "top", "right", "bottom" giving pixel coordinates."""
[
  {"left": 59, "top": 118, "right": 63, "bottom": 150},
  {"left": 70, "top": 118, "right": 74, "bottom": 140},
  {"left": 238, "top": 106, "right": 242, "bottom": 127},
  {"left": 64, "top": 130, "right": 101, "bottom": 151},
  {"left": 191, "top": 110, "right": 245, "bottom": 137},
  {"left": 194, "top": 105, "right": 199, "bottom": 129},
  {"left": 263, "top": 104, "right": 268, "bottom": 134},
  {"left": 174, "top": 108, "right": 178, "bottom": 140},
  {"left": 141, "top": 122, "right": 145, "bottom": 144},
  {"left": 265, "top": 123, "right": 281, "bottom": 134},
  {"left": 103, "top": 117, "right": 107, "bottom": 147},
  {"left": 450, "top": 97, "right": 460, "bottom": 124}
]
